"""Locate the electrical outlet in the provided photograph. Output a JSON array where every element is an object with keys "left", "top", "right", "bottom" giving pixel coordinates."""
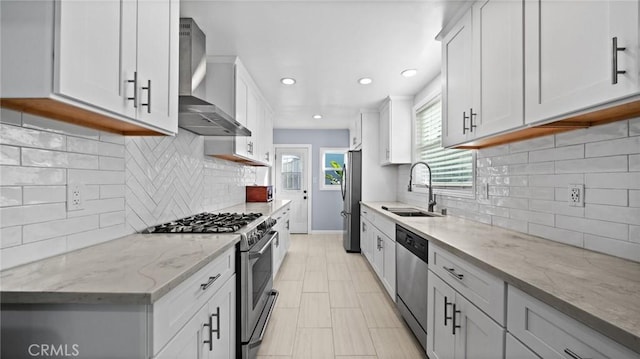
[
  {"left": 568, "top": 184, "right": 584, "bottom": 207},
  {"left": 480, "top": 183, "right": 489, "bottom": 199},
  {"left": 67, "top": 184, "right": 84, "bottom": 211}
]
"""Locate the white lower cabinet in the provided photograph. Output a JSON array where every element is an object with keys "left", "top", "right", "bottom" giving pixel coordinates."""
[
  {"left": 360, "top": 208, "right": 395, "bottom": 300},
  {"left": 360, "top": 216, "right": 373, "bottom": 264},
  {"left": 154, "top": 304, "right": 209, "bottom": 358},
  {"left": 507, "top": 286, "right": 639, "bottom": 359},
  {"left": 0, "top": 248, "right": 237, "bottom": 359},
  {"left": 380, "top": 232, "right": 395, "bottom": 299},
  {"left": 506, "top": 333, "right": 540, "bottom": 359},
  {"left": 272, "top": 204, "right": 291, "bottom": 279},
  {"left": 156, "top": 274, "right": 235, "bottom": 359},
  {"left": 427, "top": 271, "right": 504, "bottom": 359}
]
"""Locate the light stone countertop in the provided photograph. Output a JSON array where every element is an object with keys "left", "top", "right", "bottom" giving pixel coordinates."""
[
  {"left": 0, "top": 233, "right": 240, "bottom": 305},
  {"left": 362, "top": 201, "right": 640, "bottom": 354},
  {"left": 207, "top": 199, "right": 291, "bottom": 217},
  {"left": 0, "top": 201, "right": 290, "bottom": 305}
]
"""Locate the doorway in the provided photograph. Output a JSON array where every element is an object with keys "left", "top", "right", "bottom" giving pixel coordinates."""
[{"left": 274, "top": 145, "right": 311, "bottom": 234}]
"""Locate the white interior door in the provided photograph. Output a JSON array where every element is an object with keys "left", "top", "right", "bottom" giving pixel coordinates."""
[{"left": 275, "top": 146, "right": 310, "bottom": 234}]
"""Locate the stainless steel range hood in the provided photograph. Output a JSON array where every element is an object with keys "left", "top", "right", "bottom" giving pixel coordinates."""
[{"left": 178, "top": 18, "right": 251, "bottom": 136}]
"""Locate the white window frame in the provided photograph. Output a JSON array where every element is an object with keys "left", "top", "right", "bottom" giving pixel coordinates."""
[
  {"left": 412, "top": 92, "right": 476, "bottom": 199},
  {"left": 319, "top": 147, "right": 348, "bottom": 191}
]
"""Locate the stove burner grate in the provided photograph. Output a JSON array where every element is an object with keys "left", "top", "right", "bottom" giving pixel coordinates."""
[{"left": 143, "top": 212, "right": 262, "bottom": 234}]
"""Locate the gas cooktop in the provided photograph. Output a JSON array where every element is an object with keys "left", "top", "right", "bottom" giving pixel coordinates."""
[{"left": 142, "top": 212, "right": 263, "bottom": 234}]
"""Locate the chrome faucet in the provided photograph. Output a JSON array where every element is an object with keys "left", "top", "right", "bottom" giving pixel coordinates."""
[{"left": 408, "top": 161, "right": 437, "bottom": 212}]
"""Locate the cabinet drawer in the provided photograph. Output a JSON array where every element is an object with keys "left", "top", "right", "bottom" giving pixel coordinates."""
[
  {"left": 429, "top": 243, "right": 505, "bottom": 324},
  {"left": 361, "top": 206, "right": 374, "bottom": 222},
  {"left": 273, "top": 205, "right": 289, "bottom": 222},
  {"left": 507, "top": 286, "right": 639, "bottom": 359},
  {"left": 153, "top": 246, "right": 235, "bottom": 355},
  {"left": 506, "top": 333, "right": 539, "bottom": 359},
  {"left": 373, "top": 213, "right": 395, "bottom": 241}
]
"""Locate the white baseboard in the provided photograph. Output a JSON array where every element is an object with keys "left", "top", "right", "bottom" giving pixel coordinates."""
[{"left": 308, "top": 230, "right": 345, "bottom": 235}]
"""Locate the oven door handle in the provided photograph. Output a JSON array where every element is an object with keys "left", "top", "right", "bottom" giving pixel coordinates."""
[
  {"left": 248, "top": 290, "right": 279, "bottom": 349},
  {"left": 248, "top": 231, "right": 277, "bottom": 260}
]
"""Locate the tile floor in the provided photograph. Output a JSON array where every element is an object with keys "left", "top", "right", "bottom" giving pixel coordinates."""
[{"left": 257, "top": 233, "right": 427, "bottom": 359}]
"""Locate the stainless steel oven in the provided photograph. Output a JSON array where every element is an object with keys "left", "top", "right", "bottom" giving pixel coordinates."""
[
  {"left": 140, "top": 211, "right": 278, "bottom": 359},
  {"left": 240, "top": 230, "right": 279, "bottom": 358}
]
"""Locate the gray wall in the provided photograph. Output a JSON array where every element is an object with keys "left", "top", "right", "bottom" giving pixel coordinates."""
[{"left": 274, "top": 129, "right": 349, "bottom": 231}]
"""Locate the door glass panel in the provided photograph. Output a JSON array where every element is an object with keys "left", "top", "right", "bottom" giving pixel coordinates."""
[{"left": 281, "top": 155, "right": 302, "bottom": 190}]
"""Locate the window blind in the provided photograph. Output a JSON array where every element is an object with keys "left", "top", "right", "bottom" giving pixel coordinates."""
[{"left": 414, "top": 98, "right": 473, "bottom": 188}]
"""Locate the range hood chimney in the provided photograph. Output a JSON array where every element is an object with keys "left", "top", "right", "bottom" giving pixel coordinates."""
[{"left": 178, "top": 18, "right": 251, "bottom": 136}]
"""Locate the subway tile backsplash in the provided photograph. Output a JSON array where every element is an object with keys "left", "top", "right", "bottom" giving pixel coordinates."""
[
  {"left": 0, "top": 109, "right": 254, "bottom": 269},
  {"left": 398, "top": 118, "right": 640, "bottom": 262}
]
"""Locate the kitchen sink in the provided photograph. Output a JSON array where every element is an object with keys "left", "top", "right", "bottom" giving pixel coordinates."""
[{"left": 382, "top": 207, "right": 441, "bottom": 217}]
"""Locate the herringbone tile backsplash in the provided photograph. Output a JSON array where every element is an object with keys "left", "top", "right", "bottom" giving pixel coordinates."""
[
  {"left": 125, "top": 130, "right": 255, "bottom": 232},
  {"left": 0, "top": 109, "right": 255, "bottom": 269}
]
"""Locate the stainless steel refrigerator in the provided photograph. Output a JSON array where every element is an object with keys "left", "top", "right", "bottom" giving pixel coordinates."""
[{"left": 340, "top": 150, "right": 362, "bottom": 252}]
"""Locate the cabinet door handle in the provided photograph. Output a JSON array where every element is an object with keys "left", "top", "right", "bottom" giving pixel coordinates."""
[
  {"left": 286, "top": 220, "right": 289, "bottom": 230},
  {"left": 612, "top": 37, "right": 627, "bottom": 84},
  {"left": 444, "top": 296, "right": 453, "bottom": 326},
  {"left": 127, "top": 72, "right": 138, "bottom": 108},
  {"left": 211, "top": 306, "right": 221, "bottom": 340},
  {"left": 203, "top": 311, "right": 213, "bottom": 351},
  {"left": 469, "top": 108, "right": 477, "bottom": 132},
  {"left": 200, "top": 273, "right": 221, "bottom": 291},
  {"left": 452, "top": 303, "right": 461, "bottom": 335},
  {"left": 462, "top": 111, "right": 470, "bottom": 134},
  {"left": 563, "top": 348, "right": 584, "bottom": 359},
  {"left": 443, "top": 266, "right": 464, "bottom": 281},
  {"left": 141, "top": 80, "right": 151, "bottom": 113},
  {"left": 362, "top": 222, "right": 366, "bottom": 232}
]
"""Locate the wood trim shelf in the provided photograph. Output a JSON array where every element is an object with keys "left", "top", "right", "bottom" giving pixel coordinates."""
[
  {"left": 454, "top": 99, "right": 640, "bottom": 149},
  {"left": 1, "top": 98, "right": 166, "bottom": 136},
  {"left": 208, "top": 154, "right": 268, "bottom": 167}
]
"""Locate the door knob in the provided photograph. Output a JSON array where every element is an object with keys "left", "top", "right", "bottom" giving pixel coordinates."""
[
  {"left": 304, "top": 196, "right": 307, "bottom": 200},
  {"left": 303, "top": 190, "right": 307, "bottom": 194}
]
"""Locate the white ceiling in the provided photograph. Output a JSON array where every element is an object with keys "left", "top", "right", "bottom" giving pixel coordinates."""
[{"left": 180, "top": 1, "right": 467, "bottom": 129}]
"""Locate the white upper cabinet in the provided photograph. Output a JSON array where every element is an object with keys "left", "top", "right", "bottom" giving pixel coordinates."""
[
  {"left": 204, "top": 57, "right": 273, "bottom": 166},
  {"left": 234, "top": 64, "right": 251, "bottom": 159},
  {"left": 472, "top": 0, "right": 524, "bottom": 137},
  {"left": 55, "top": 0, "right": 137, "bottom": 119},
  {"left": 259, "top": 106, "right": 274, "bottom": 165},
  {"left": 135, "top": 0, "right": 179, "bottom": 133},
  {"left": 524, "top": 0, "right": 640, "bottom": 124},
  {"left": 442, "top": 10, "right": 474, "bottom": 147},
  {"left": 442, "top": 1, "right": 524, "bottom": 147},
  {"left": 0, "top": 0, "right": 179, "bottom": 135},
  {"left": 379, "top": 96, "right": 412, "bottom": 165},
  {"left": 350, "top": 114, "right": 363, "bottom": 150}
]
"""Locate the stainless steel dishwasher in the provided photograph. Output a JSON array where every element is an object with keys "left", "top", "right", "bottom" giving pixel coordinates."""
[{"left": 396, "top": 225, "right": 428, "bottom": 351}]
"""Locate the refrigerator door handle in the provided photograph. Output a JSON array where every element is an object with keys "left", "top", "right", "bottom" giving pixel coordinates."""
[{"left": 340, "top": 163, "right": 347, "bottom": 200}]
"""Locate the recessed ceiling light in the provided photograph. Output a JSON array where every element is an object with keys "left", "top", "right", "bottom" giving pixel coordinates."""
[
  {"left": 358, "top": 77, "right": 373, "bottom": 85},
  {"left": 401, "top": 69, "right": 418, "bottom": 78},
  {"left": 312, "top": 114, "right": 323, "bottom": 119},
  {"left": 281, "top": 78, "right": 296, "bottom": 85}
]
